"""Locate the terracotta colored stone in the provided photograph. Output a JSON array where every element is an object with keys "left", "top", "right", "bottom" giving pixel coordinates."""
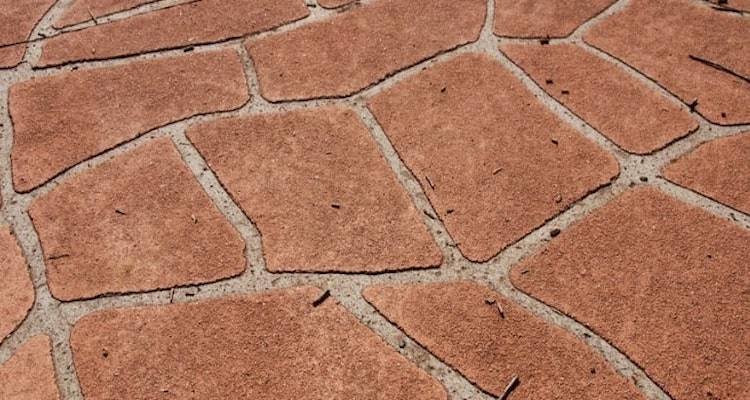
[
  {"left": 54, "top": 0, "right": 181, "bottom": 28},
  {"left": 493, "top": 0, "right": 615, "bottom": 38},
  {"left": 511, "top": 187, "right": 750, "bottom": 400},
  {"left": 246, "top": 0, "right": 485, "bottom": 101},
  {"left": 368, "top": 53, "right": 619, "bottom": 262},
  {"left": 318, "top": 0, "right": 353, "bottom": 8},
  {"left": 585, "top": 0, "right": 750, "bottom": 125},
  {"left": 0, "top": 227, "right": 34, "bottom": 344},
  {"left": 71, "top": 286, "right": 447, "bottom": 399},
  {"left": 10, "top": 49, "right": 248, "bottom": 192},
  {"left": 188, "top": 106, "right": 441, "bottom": 272},
  {"left": 0, "top": 44, "right": 25, "bottom": 69},
  {"left": 38, "top": 0, "right": 309, "bottom": 67},
  {"left": 663, "top": 131, "right": 750, "bottom": 214},
  {"left": 0, "top": 336, "right": 60, "bottom": 400},
  {"left": 365, "top": 281, "right": 643, "bottom": 399},
  {"left": 0, "top": 0, "right": 56, "bottom": 45},
  {"left": 501, "top": 43, "right": 698, "bottom": 154},
  {"left": 29, "top": 138, "right": 245, "bottom": 301}
]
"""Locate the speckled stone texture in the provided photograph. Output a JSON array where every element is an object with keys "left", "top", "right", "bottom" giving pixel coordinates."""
[
  {"left": 71, "top": 287, "right": 447, "bottom": 399},
  {"left": 511, "top": 187, "right": 750, "bottom": 400},
  {"left": 663, "top": 132, "right": 750, "bottom": 214},
  {"left": 187, "top": 106, "right": 441, "bottom": 272},
  {"left": 368, "top": 53, "right": 619, "bottom": 262},
  {"left": 0, "top": 0, "right": 56, "bottom": 67},
  {"left": 38, "top": 0, "right": 309, "bottom": 67},
  {"left": 500, "top": 42, "right": 697, "bottom": 154},
  {"left": 53, "top": 0, "right": 166, "bottom": 28},
  {"left": 0, "top": 227, "right": 34, "bottom": 344},
  {"left": 365, "top": 281, "right": 644, "bottom": 399},
  {"left": 9, "top": 49, "right": 248, "bottom": 192},
  {"left": 0, "top": 336, "right": 60, "bottom": 400},
  {"left": 246, "top": 0, "right": 486, "bottom": 101},
  {"left": 29, "top": 138, "right": 245, "bottom": 301},
  {"left": 494, "top": 0, "right": 615, "bottom": 38}
]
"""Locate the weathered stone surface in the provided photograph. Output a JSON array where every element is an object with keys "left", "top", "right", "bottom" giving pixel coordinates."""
[
  {"left": 188, "top": 106, "right": 441, "bottom": 272},
  {"left": 0, "top": 227, "right": 33, "bottom": 344},
  {"left": 0, "top": 0, "right": 56, "bottom": 68},
  {"left": 0, "top": 336, "right": 60, "bottom": 400},
  {"left": 246, "top": 0, "right": 486, "bottom": 101},
  {"left": 494, "top": 0, "right": 615, "bottom": 38},
  {"left": 368, "top": 53, "right": 619, "bottom": 261},
  {"left": 10, "top": 49, "right": 248, "bottom": 192},
  {"left": 0, "top": 44, "right": 25, "bottom": 69},
  {"left": 29, "top": 138, "right": 245, "bottom": 301},
  {"left": 71, "top": 287, "right": 447, "bottom": 399},
  {"left": 511, "top": 187, "right": 750, "bottom": 400},
  {"left": 54, "top": 0, "right": 175, "bottom": 28}
]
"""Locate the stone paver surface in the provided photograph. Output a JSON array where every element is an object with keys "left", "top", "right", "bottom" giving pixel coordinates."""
[{"left": 1, "top": 0, "right": 748, "bottom": 399}]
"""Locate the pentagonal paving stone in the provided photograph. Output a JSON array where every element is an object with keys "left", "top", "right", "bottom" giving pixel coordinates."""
[
  {"left": 0, "top": 336, "right": 60, "bottom": 400},
  {"left": 246, "top": 0, "right": 485, "bottom": 101},
  {"left": 37, "top": 0, "right": 309, "bottom": 67},
  {"left": 364, "top": 281, "right": 644, "bottom": 399},
  {"left": 500, "top": 43, "right": 698, "bottom": 154},
  {"left": 0, "top": 227, "right": 34, "bottom": 344},
  {"left": 0, "top": 0, "right": 56, "bottom": 68},
  {"left": 585, "top": 0, "right": 750, "bottom": 125},
  {"left": 53, "top": 0, "right": 189, "bottom": 28},
  {"left": 187, "top": 106, "right": 441, "bottom": 272},
  {"left": 71, "top": 286, "right": 447, "bottom": 399},
  {"left": 368, "top": 53, "right": 619, "bottom": 262},
  {"left": 663, "top": 131, "right": 750, "bottom": 214},
  {"left": 493, "top": 0, "right": 615, "bottom": 38},
  {"left": 511, "top": 187, "right": 750, "bottom": 400},
  {"left": 10, "top": 49, "right": 248, "bottom": 192},
  {"left": 28, "top": 138, "right": 245, "bottom": 301},
  {"left": 318, "top": 0, "right": 353, "bottom": 9}
]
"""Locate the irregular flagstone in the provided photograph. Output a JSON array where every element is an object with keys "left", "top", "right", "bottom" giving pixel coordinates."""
[
  {"left": 0, "top": 0, "right": 57, "bottom": 68},
  {"left": 0, "top": 44, "right": 26, "bottom": 69},
  {"left": 318, "top": 0, "right": 353, "bottom": 9},
  {"left": 0, "top": 227, "right": 34, "bottom": 344},
  {"left": 585, "top": 0, "right": 750, "bottom": 125},
  {"left": 38, "top": 0, "right": 309, "bottom": 67},
  {"left": 511, "top": 187, "right": 750, "bottom": 400},
  {"left": 663, "top": 131, "right": 750, "bottom": 213},
  {"left": 368, "top": 53, "right": 619, "bottom": 262},
  {"left": 365, "top": 281, "right": 644, "bottom": 399},
  {"left": 0, "top": 336, "right": 60, "bottom": 400},
  {"left": 500, "top": 43, "right": 698, "bottom": 154},
  {"left": 494, "top": 0, "right": 615, "bottom": 38},
  {"left": 53, "top": 0, "right": 184, "bottom": 28},
  {"left": 71, "top": 286, "right": 447, "bottom": 399},
  {"left": 246, "top": 0, "right": 486, "bottom": 101},
  {"left": 9, "top": 49, "right": 248, "bottom": 192},
  {"left": 29, "top": 138, "right": 245, "bottom": 301},
  {"left": 187, "top": 106, "right": 441, "bottom": 272}
]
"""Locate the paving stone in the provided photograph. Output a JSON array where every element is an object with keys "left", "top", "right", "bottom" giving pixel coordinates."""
[
  {"left": 53, "top": 0, "right": 178, "bottom": 28},
  {"left": 511, "top": 187, "right": 750, "bottom": 400},
  {"left": 368, "top": 53, "right": 619, "bottom": 262},
  {"left": 0, "top": 44, "right": 26, "bottom": 69},
  {"left": 493, "top": 0, "right": 615, "bottom": 38},
  {"left": 585, "top": 0, "right": 750, "bottom": 125},
  {"left": 0, "top": 336, "right": 60, "bottom": 400},
  {"left": 0, "top": 227, "right": 34, "bottom": 344},
  {"left": 501, "top": 43, "right": 697, "bottom": 154},
  {"left": 71, "top": 286, "right": 447, "bottom": 399},
  {"left": 188, "top": 106, "right": 441, "bottom": 272},
  {"left": 37, "top": 0, "right": 309, "bottom": 67},
  {"left": 29, "top": 138, "right": 245, "bottom": 301},
  {"left": 663, "top": 131, "right": 750, "bottom": 214},
  {"left": 364, "top": 281, "right": 643, "bottom": 398},
  {"left": 246, "top": 0, "right": 485, "bottom": 101},
  {"left": 10, "top": 49, "right": 248, "bottom": 192},
  {"left": 0, "top": 0, "right": 56, "bottom": 68},
  {"left": 318, "top": 0, "right": 353, "bottom": 9}
]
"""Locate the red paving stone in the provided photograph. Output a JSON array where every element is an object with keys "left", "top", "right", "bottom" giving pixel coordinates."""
[
  {"left": 71, "top": 286, "right": 447, "bottom": 399},
  {"left": 53, "top": 0, "right": 174, "bottom": 28},
  {"left": 511, "top": 187, "right": 750, "bottom": 400},
  {"left": 365, "top": 281, "right": 644, "bottom": 399},
  {"left": 37, "top": 0, "right": 309, "bottom": 67},
  {"left": 0, "top": 227, "right": 34, "bottom": 344},
  {"left": 368, "top": 53, "right": 619, "bottom": 262},
  {"left": 9, "top": 49, "right": 248, "bottom": 192},
  {"left": 187, "top": 106, "right": 441, "bottom": 272},
  {"left": 29, "top": 138, "right": 245, "bottom": 301},
  {"left": 500, "top": 42, "right": 698, "bottom": 154},
  {"left": 0, "top": 44, "right": 26, "bottom": 69},
  {"left": 0, "top": 336, "right": 60, "bottom": 400},
  {"left": 246, "top": 0, "right": 486, "bottom": 101},
  {"left": 663, "top": 131, "right": 750, "bottom": 214},
  {"left": 585, "top": 0, "right": 750, "bottom": 125},
  {"left": 494, "top": 0, "right": 615, "bottom": 38},
  {"left": 0, "top": 0, "right": 56, "bottom": 68}
]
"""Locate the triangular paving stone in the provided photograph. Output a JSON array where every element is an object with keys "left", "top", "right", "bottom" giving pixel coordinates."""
[
  {"left": 29, "top": 138, "right": 245, "bottom": 301},
  {"left": 0, "top": 226, "right": 34, "bottom": 344},
  {"left": 0, "top": 335, "right": 60, "bottom": 400},
  {"left": 71, "top": 286, "right": 447, "bottom": 399},
  {"left": 187, "top": 106, "right": 441, "bottom": 273}
]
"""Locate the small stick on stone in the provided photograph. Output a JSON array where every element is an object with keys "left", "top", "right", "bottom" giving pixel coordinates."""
[
  {"left": 115, "top": 208, "right": 127, "bottom": 215},
  {"left": 498, "top": 375, "right": 519, "bottom": 400},
  {"left": 87, "top": 8, "right": 99, "bottom": 24},
  {"left": 485, "top": 298, "right": 505, "bottom": 319},
  {"left": 425, "top": 176, "right": 435, "bottom": 190},
  {"left": 492, "top": 167, "right": 503, "bottom": 175},
  {"left": 312, "top": 290, "right": 331, "bottom": 307}
]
